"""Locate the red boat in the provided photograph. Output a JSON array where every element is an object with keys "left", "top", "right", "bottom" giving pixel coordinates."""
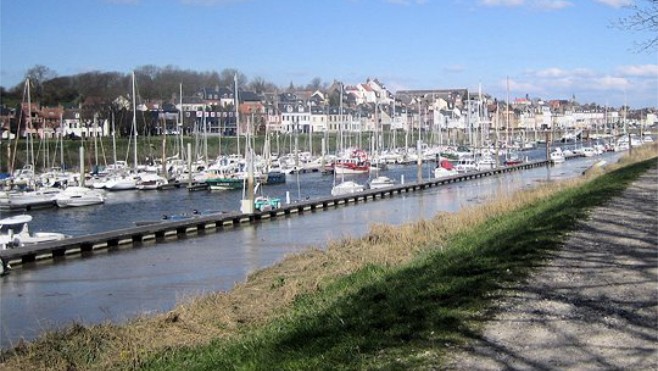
[
  {"left": 503, "top": 152, "right": 524, "bottom": 166},
  {"left": 333, "top": 149, "right": 370, "bottom": 174}
]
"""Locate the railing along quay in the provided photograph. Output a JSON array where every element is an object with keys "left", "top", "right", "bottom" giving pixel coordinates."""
[{"left": 0, "top": 159, "right": 558, "bottom": 270}]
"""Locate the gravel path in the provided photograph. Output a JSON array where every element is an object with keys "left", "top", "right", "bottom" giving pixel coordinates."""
[{"left": 446, "top": 164, "right": 658, "bottom": 370}]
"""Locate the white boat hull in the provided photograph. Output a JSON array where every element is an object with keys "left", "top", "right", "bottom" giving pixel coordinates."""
[
  {"left": 331, "top": 181, "right": 365, "bottom": 196},
  {"left": 55, "top": 187, "right": 105, "bottom": 208}
]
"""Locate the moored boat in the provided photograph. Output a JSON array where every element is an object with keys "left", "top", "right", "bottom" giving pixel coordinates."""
[
  {"left": 0, "top": 187, "right": 61, "bottom": 211},
  {"left": 0, "top": 214, "right": 67, "bottom": 250},
  {"left": 254, "top": 196, "right": 281, "bottom": 211},
  {"left": 259, "top": 171, "right": 286, "bottom": 185},
  {"left": 550, "top": 148, "right": 566, "bottom": 164},
  {"left": 333, "top": 149, "right": 370, "bottom": 175},
  {"left": 331, "top": 180, "right": 365, "bottom": 196},
  {"left": 475, "top": 155, "right": 497, "bottom": 171},
  {"left": 434, "top": 159, "right": 459, "bottom": 179},
  {"left": 55, "top": 187, "right": 105, "bottom": 208},
  {"left": 206, "top": 177, "right": 244, "bottom": 191},
  {"left": 104, "top": 173, "right": 138, "bottom": 191},
  {"left": 136, "top": 173, "right": 169, "bottom": 190},
  {"left": 368, "top": 176, "right": 395, "bottom": 190}
]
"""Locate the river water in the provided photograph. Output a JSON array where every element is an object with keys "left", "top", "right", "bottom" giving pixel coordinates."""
[{"left": 0, "top": 148, "right": 620, "bottom": 348}]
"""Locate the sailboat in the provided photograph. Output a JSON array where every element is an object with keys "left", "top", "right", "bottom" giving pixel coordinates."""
[
  {"left": 0, "top": 80, "right": 63, "bottom": 210},
  {"left": 104, "top": 71, "right": 141, "bottom": 191}
]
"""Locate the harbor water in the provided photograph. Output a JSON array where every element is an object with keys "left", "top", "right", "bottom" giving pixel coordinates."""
[{"left": 0, "top": 149, "right": 620, "bottom": 349}]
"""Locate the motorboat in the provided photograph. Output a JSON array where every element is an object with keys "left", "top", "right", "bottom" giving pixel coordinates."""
[
  {"left": 368, "top": 176, "right": 395, "bottom": 190},
  {"left": 204, "top": 168, "right": 244, "bottom": 190},
  {"left": 503, "top": 152, "right": 524, "bottom": 166},
  {"left": 331, "top": 180, "right": 365, "bottom": 196},
  {"left": 254, "top": 196, "right": 281, "bottom": 211},
  {"left": 0, "top": 187, "right": 61, "bottom": 210},
  {"left": 104, "top": 173, "right": 138, "bottom": 191},
  {"left": 0, "top": 214, "right": 67, "bottom": 250},
  {"left": 55, "top": 186, "right": 105, "bottom": 208},
  {"left": 453, "top": 158, "right": 477, "bottom": 173},
  {"left": 206, "top": 177, "right": 244, "bottom": 191},
  {"left": 333, "top": 149, "right": 370, "bottom": 175},
  {"left": 136, "top": 173, "right": 169, "bottom": 190},
  {"left": 434, "top": 159, "right": 459, "bottom": 179},
  {"left": 475, "top": 155, "right": 497, "bottom": 171},
  {"left": 550, "top": 148, "right": 566, "bottom": 164}
]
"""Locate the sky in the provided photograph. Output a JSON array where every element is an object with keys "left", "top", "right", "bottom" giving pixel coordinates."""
[{"left": 1, "top": 0, "right": 656, "bottom": 108}]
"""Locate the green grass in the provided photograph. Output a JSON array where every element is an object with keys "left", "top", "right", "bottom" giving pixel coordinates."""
[{"left": 137, "top": 158, "right": 656, "bottom": 370}]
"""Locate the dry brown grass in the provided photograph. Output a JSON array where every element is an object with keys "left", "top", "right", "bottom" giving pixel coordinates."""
[{"left": 2, "top": 144, "right": 656, "bottom": 371}]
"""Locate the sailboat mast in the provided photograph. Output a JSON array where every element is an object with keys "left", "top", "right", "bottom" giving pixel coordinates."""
[
  {"left": 132, "top": 71, "right": 138, "bottom": 169},
  {"left": 111, "top": 111, "right": 117, "bottom": 165},
  {"left": 60, "top": 112, "right": 65, "bottom": 169},
  {"left": 234, "top": 74, "right": 240, "bottom": 157},
  {"left": 93, "top": 113, "right": 99, "bottom": 167},
  {"left": 203, "top": 103, "right": 208, "bottom": 162},
  {"left": 506, "top": 77, "right": 510, "bottom": 148},
  {"left": 339, "top": 82, "right": 343, "bottom": 155},
  {"left": 179, "top": 83, "right": 184, "bottom": 162},
  {"left": 26, "top": 79, "right": 34, "bottom": 171}
]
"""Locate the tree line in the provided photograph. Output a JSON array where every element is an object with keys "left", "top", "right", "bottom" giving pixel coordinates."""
[{"left": 0, "top": 64, "right": 329, "bottom": 109}]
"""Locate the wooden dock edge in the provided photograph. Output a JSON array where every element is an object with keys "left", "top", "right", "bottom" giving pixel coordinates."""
[{"left": 0, "top": 160, "right": 556, "bottom": 270}]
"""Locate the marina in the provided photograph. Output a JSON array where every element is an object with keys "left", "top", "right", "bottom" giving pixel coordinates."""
[
  {"left": 0, "top": 159, "right": 549, "bottom": 270},
  {"left": 0, "top": 150, "right": 622, "bottom": 349}
]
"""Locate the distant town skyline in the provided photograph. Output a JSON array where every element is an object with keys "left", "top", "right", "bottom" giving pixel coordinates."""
[{"left": 1, "top": 0, "right": 656, "bottom": 108}]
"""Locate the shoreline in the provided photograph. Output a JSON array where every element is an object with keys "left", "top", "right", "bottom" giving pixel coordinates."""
[{"left": 1, "top": 146, "right": 656, "bottom": 370}]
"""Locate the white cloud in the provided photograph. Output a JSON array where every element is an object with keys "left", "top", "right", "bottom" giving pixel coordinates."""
[
  {"left": 534, "top": 0, "right": 573, "bottom": 10},
  {"left": 593, "top": 76, "right": 630, "bottom": 90},
  {"left": 593, "top": 0, "right": 633, "bottom": 8},
  {"left": 505, "top": 78, "right": 540, "bottom": 93},
  {"left": 535, "top": 67, "right": 568, "bottom": 78},
  {"left": 616, "top": 64, "right": 658, "bottom": 78}
]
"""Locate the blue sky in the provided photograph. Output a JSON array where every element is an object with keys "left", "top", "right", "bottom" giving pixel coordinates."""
[{"left": 1, "top": 0, "right": 656, "bottom": 108}]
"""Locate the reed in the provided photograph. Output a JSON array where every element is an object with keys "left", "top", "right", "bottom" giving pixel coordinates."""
[{"left": 1, "top": 144, "right": 656, "bottom": 370}]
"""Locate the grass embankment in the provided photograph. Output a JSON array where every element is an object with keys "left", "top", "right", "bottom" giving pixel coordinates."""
[{"left": 1, "top": 145, "right": 656, "bottom": 370}]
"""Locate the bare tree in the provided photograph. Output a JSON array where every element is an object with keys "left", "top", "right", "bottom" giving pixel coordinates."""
[
  {"left": 219, "top": 68, "right": 247, "bottom": 89},
  {"left": 306, "top": 77, "right": 323, "bottom": 91},
  {"left": 616, "top": 0, "right": 658, "bottom": 52},
  {"left": 24, "top": 64, "right": 57, "bottom": 103}
]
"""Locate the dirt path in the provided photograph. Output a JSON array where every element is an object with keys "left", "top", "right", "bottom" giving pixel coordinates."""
[{"left": 446, "top": 164, "right": 658, "bottom": 370}]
